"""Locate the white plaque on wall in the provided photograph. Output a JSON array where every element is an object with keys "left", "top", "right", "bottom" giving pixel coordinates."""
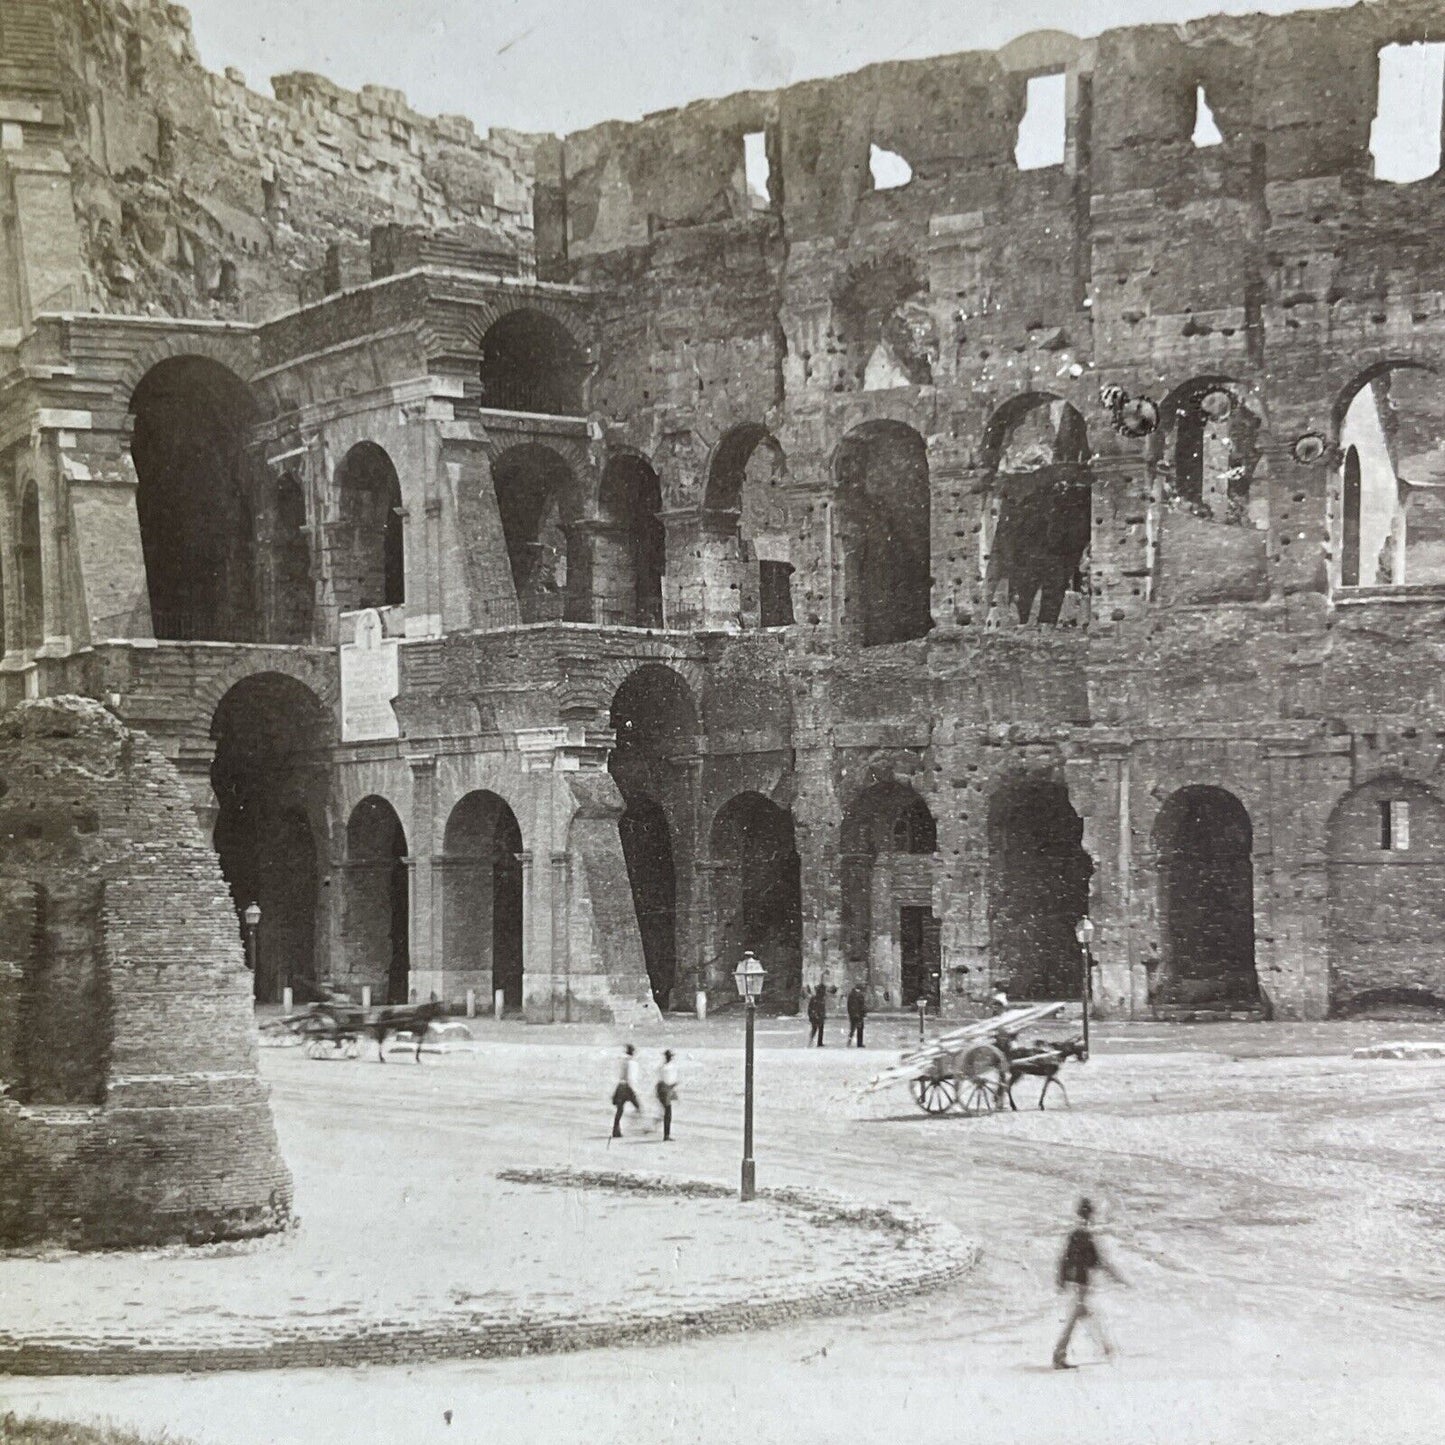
[{"left": 340, "top": 609, "right": 401, "bottom": 741}]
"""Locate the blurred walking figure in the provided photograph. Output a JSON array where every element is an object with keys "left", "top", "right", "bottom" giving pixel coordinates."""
[
  {"left": 846, "top": 984, "right": 868, "bottom": 1047},
  {"left": 611, "top": 1043, "right": 642, "bottom": 1138},
  {"left": 1053, "top": 1197, "right": 1127, "bottom": 1369},
  {"left": 655, "top": 1049, "right": 679, "bottom": 1141},
  {"left": 806, "top": 982, "right": 828, "bottom": 1047}
]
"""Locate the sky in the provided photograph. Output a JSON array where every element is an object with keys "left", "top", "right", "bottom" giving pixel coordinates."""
[{"left": 180, "top": 0, "right": 1363, "bottom": 137}]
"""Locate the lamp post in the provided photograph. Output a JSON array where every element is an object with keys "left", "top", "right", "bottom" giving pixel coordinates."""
[
  {"left": 242, "top": 901, "right": 262, "bottom": 995},
  {"left": 1074, "top": 915, "right": 1094, "bottom": 1060},
  {"left": 733, "top": 950, "right": 766, "bottom": 1202}
]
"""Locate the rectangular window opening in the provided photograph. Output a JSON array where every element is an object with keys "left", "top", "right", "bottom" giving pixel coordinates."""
[
  {"left": 1192, "top": 86, "right": 1224, "bottom": 148},
  {"left": 743, "top": 131, "right": 771, "bottom": 209},
  {"left": 1016, "top": 72, "right": 1067, "bottom": 171},
  {"left": 1371, "top": 41, "right": 1445, "bottom": 184},
  {"left": 1380, "top": 798, "right": 1412, "bottom": 851}
]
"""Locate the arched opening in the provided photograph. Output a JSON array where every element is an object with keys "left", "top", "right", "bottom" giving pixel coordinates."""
[
  {"left": 702, "top": 426, "right": 792, "bottom": 630},
  {"left": 619, "top": 795, "right": 677, "bottom": 1008},
  {"left": 130, "top": 356, "right": 260, "bottom": 641},
  {"left": 832, "top": 253, "right": 935, "bottom": 391},
  {"left": 210, "top": 674, "right": 330, "bottom": 1002},
  {"left": 345, "top": 796, "right": 410, "bottom": 1004},
  {"left": 492, "top": 444, "right": 581, "bottom": 623},
  {"left": 1153, "top": 786, "right": 1257, "bottom": 1008},
  {"left": 1158, "top": 379, "right": 1261, "bottom": 518},
  {"left": 710, "top": 792, "right": 802, "bottom": 1013},
  {"left": 18, "top": 484, "right": 42, "bottom": 652},
  {"left": 840, "top": 781, "right": 938, "bottom": 1007},
  {"left": 835, "top": 421, "right": 931, "bottom": 646},
  {"left": 1335, "top": 364, "right": 1445, "bottom": 587},
  {"left": 442, "top": 791, "right": 524, "bottom": 1013},
  {"left": 478, "top": 309, "right": 588, "bottom": 416},
  {"left": 1328, "top": 777, "right": 1445, "bottom": 1014},
  {"left": 597, "top": 454, "right": 665, "bottom": 626},
  {"left": 983, "top": 395, "right": 1091, "bottom": 625},
  {"left": 333, "top": 442, "right": 404, "bottom": 612},
  {"left": 271, "top": 472, "right": 312, "bottom": 642},
  {"left": 987, "top": 778, "right": 1093, "bottom": 999},
  {"left": 610, "top": 664, "right": 696, "bottom": 1007}
]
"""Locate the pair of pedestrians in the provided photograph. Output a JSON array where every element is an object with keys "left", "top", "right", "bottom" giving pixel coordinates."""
[
  {"left": 610, "top": 1044, "right": 679, "bottom": 1141},
  {"left": 806, "top": 983, "right": 869, "bottom": 1046}
]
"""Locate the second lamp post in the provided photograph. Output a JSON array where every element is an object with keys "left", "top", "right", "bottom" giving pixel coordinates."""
[
  {"left": 1074, "top": 914, "right": 1094, "bottom": 1060},
  {"left": 733, "top": 951, "right": 766, "bottom": 1201}
]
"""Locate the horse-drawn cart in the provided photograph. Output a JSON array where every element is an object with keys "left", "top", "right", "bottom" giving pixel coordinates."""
[
  {"left": 865, "top": 1002, "right": 1087, "bottom": 1115},
  {"left": 263, "top": 999, "right": 446, "bottom": 1062}
]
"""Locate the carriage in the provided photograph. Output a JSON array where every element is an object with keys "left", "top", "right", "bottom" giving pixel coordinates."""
[
  {"left": 264, "top": 998, "right": 447, "bottom": 1062},
  {"left": 865, "top": 1002, "right": 1087, "bottom": 1115}
]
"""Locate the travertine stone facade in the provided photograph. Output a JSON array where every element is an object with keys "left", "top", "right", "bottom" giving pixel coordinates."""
[{"left": 6, "top": 1, "right": 1445, "bottom": 1024}]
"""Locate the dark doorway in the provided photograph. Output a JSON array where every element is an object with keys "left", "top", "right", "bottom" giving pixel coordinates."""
[
  {"left": 1154, "top": 786, "right": 1257, "bottom": 1008},
  {"left": 619, "top": 795, "right": 677, "bottom": 1007},
  {"left": 443, "top": 790, "right": 524, "bottom": 1012},
  {"left": 598, "top": 455, "right": 665, "bottom": 626},
  {"left": 130, "top": 357, "right": 260, "bottom": 641},
  {"left": 333, "top": 442, "right": 404, "bottom": 612},
  {"left": 493, "top": 444, "right": 580, "bottom": 622},
  {"left": 478, "top": 309, "right": 588, "bottom": 416},
  {"left": 211, "top": 674, "right": 329, "bottom": 1001},
  {"left": 900, "top": 906, "right": 941, "bottom": 1008},
  {"left": 710, "top": 792, "right": 803, "bottom": 1013},
  {"left": 271, "top": 473, "right": 312, "bottom": 642},
  {"left": 345, "top": 795, "right": 410, "bottom": 1004},
  {"left": 18, "top": 484, "right": 42, "bottom": 651},
  {"left": 988, "top": 778, "right": 1093, "bottom": 999}
]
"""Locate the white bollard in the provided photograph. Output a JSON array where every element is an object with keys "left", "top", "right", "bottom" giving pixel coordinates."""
[
  {"left": 494, "top": 988, "right": 504, "bottom": 1020},
  {"left": 282, "top": 987, "right": 293, "bottom": 1013},
  {"left": 695, "top": 989, "right": 707, "bottom": 1022},
  {"left": 466, "top": 988, "right": 476, "bottom": 1019},
  {"left": 361, "top": 985, "right": 372, "bottom": 1009}
]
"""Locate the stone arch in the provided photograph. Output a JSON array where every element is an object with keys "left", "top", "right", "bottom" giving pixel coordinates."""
[
  {"left": 17, "top": 481, "right": 42, "bottom": 652},
  {"left": 1152, "top": 785, "right": 1258, "bottom": 1009},
  {"left": 442, "top": 790, "right": 524, "bottom": 1012},
  {"left": 834, "top": 420, "right": 931, "bottom": 645},
  {"left": 981, "top": 393, "right": 1092, "bottom": 626},
  {"left": 129, "top": 355, "right": 262, "bottom": 641},
  {"left": 210, "top": 673, "right": 332, "bottom": 1002},
  {"left": 194, "top": 650, "right": 340, "bottom": 728},
  {"left": 1327, "top": 775, "right": 1445, "bottom": 1014},
  {"left": 478, "top": 307, "right": 589, "bottom": 416},
  {"left": 115, "top": 331, "right": 262, "bottom": 406},
  {"left": 332, "top": 441, "right": 404, "bottom": 612},
  {"left": 1332, "top": 361, "right": 1445, "bottom": 587},
  {"left": 344, "top": 795, "right": 411, "bottom": 1004},
  {"left": 704, "top": 425, "right": 793, "bottom": 628},
  {"left": 610, "top": 664, "right": 698, "bottom": 1007},
  {"left": 1153, "top": 376, "right": 1264, "bottom": 516},
  {"left": 492, "top": 442, "right": 584, "bottom": 623},
  {"left": 840, "top": 781, "right": 939, "bottom": 1007},
  {"left": 987, "top": 774, "right": 1093, "bottom": 999},
  {"left": 597, "top": 451, "right": 665, "bottom": 626}
]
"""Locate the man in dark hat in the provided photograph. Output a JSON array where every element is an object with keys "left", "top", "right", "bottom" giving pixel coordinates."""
[{"left": 1053, "top": 1197, "right": 1127, "bottom": 1369}]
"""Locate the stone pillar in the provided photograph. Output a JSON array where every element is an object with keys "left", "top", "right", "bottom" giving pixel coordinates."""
[
  {"left": 408, "top": 753, "right": 440, "bottom": 1000},
  {"left": 1066, "top": 746, "right": 1136, "bottom": 1018},
  {"left": 550, "top": 850, "right": 570, "bottom": 1021},
  {"left": 1087, "top": 451, "right": 1155, "bottom": 628},
  {"left": 172, "top": 739, "right": 220, "bottom": 842}
]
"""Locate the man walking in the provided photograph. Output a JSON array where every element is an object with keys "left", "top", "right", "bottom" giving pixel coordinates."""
[
  {"left": 846, "top": 984, "right": 868, "bottom": 1047},
  {"left": 611, "top": 1043, "right": 642, "bottom": 1138},
  {"left": 806, "top": 982, "right": 828, "bottom": 1047},
  {"left": 1053, "top": 1197, "right": 1127, "bottom": 1369},
  {"left": 655, "top": 1049, "right": 679, "bottom": 1141}
]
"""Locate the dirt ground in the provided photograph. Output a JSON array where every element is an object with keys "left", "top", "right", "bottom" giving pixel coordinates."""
[{"left": 7, "top": 1017, "right": 1445, "bottom": 1444}]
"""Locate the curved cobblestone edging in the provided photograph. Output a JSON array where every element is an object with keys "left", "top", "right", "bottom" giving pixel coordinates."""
[{"left": 0, "top": 1170, "right": 976, "bottom": 1377}]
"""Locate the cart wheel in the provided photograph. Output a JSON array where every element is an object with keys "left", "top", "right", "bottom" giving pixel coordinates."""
[
  {"left": 909, "top": 1075, "right": 959, "bottom": 1115},
  {"left": 960, "top": 1044, "right": 1007, "bottom": 1116},
  {"left": 1039, "top": 1075, "right": 1070, "bottom": 1110},
  {"left": 959, "top": 1079, "right": 998, "bottom": 1115}
]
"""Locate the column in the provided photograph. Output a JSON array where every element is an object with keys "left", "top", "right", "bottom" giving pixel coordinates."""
[
  {"left": 407, "top": 754, "right": 440, "bottom": 1000},
  {"left": 550, "top": 851, "right": 571, "bottom": 1022}
]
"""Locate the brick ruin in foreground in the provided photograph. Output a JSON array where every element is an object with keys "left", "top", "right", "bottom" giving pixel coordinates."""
[
  {"left": 3, "top": 0, "right": 1445, "bottom": 1025},
  {"left": 0, "top": 696, "right": 291, "bottom": 1247}
]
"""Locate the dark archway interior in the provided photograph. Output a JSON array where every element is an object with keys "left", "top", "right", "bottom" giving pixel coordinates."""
[
  {"left": 479, "top": 309, "right": 587, "bottom": 416},
  {"left": 610, "top": 665, "right": 696, "bottom": 1006},
  {"left": 346, "top": 795, "right": 410, "bottom": 1004},
  {"left": 1342, "top": 445, "right": 1362, "bottom": 586},
  {"left": 711, "top": 792, "right": 802, "bottom": 1013},
  {"left": 131, "top": 357, "right": 259, "bottom": 641},
  {"left": 443, "top": 791, "right": 524, "bottom": 1011},
  {"left": 833, "top": 253, "right": 933, "bottom": 388},
  {"left": 211, "top": 675, "right": 328, "bottom": 1002},
  {"left": 271, "top": 473, "right": 312, "bottom": 642},
  {"left": 598, "top": 455, "right": 665, "bottom": 626},
  {"left": 493, "top": 445, "right": 579, "bottom": 622},
  {"left": 840, "top": 781, "right": 936, "bottom": 967},
  {"left": 333, "top": 442, "right": 404, "bottom": 612},
  {"left": 988, "top": 779, "right": 1092, "bottom": 999},
  {"left": 18, "top": 485, "right": 42, "bottom": 650},
  {"left": 987, "top": 399, "right": 1091, "bottom": 625},
  {"left": 837, "top": 421, "right": 932, "bottom": 646},
  {"left": 618, "top": 794, "right": 677, "bottom": 1007},
  {"left": 1154, "top": 786, "right": 1257, "bottom": 1008}
]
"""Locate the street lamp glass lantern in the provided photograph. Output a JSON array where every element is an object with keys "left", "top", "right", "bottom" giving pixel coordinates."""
[
  {"left": 1074, "top": 915, "right": 1094, "bottom": 946},
  {"left": 243, "top": 901, "right": 262, "bottom": 928},
  {"left": 733, "top": 952, "right": 766, "bottom": 1003}
]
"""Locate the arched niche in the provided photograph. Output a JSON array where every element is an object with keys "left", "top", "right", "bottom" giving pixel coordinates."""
[
  {"left": 333, "top": 442, "right": 404, "bottom": 613},
  {"left": 442, "top": 791, "right": 524, "bottom": 1012},
  {"left": 492, "top": 443, "right": 582, "bottom": 623},
  {"left": 478, "top": 309, "right": 588, "bottom": 416},
  {"left": 344, "top": 795, "right": 410, "bottom": 1004},
  {"left": 597, "top": 453, "right": 665, "bottom": 626}
]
